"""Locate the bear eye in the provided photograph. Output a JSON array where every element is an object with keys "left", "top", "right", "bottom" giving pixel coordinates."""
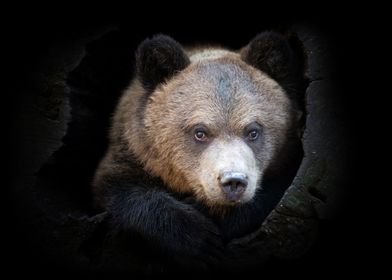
[
  {"left": 245, "top": 122, "right": 263, "bottom": 141},
  {"left": 194, "top": 130, "right": 208, "bottom": 142},
  {"left": 248, "top": 130, "right": 259, "bottom": 141}
]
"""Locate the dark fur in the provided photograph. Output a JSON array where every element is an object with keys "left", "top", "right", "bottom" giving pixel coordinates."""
[
  {"left": 93, "top": 32, "right": 304, "bottom": 269},
  {"left": 136, "top": 34, "right": 190, "bottom": 92},
  {"left": 241, "top": 31, "right": 304, "bottom": 100},
  {"left": 95, "top": 152, "right": 224, "bottom": 269}
]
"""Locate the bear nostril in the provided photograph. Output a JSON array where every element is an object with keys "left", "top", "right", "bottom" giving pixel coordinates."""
[
  {"left": 224, "top": 179, "right": 247, "bottom": 190},
  {"left": 219, "top": 172, "right": 248, "bottom": 201},
  {"left": 220, "top": 172, "right": 248, "bottom": 186}
]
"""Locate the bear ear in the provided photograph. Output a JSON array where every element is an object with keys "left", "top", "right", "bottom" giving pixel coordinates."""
[
  {"left": 136, "top": 34, "right": 190, "bottom": 91},
  {"left": 241, "top": 32, "right": 301, "bottom": 86}
]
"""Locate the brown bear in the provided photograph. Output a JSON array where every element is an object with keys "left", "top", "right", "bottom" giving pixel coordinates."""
[{"left": 92, "top": 32, "right": 305, "bottom": 269}]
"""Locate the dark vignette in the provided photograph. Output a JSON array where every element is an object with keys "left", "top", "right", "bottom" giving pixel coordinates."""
[{"left": 5, "top": 7, "right": 364, "bottom": 277}]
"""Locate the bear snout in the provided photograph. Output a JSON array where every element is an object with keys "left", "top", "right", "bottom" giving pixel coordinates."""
[{"left": 219, "top": 171, "right": 248, "bottom": 202}]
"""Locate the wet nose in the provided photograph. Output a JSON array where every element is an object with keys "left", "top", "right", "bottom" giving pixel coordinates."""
[{"left": 219, "top": 172, "right": 248, "bottom": 201}]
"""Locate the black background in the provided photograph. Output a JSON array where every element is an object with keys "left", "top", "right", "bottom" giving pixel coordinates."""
[{"left": 5, "top": 4, "right": 378, "bottom": 277}]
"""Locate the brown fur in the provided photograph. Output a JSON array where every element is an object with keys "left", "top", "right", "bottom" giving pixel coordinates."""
[
  {"left": 93, "top": 48, "right": 300, "bottom": 207},
  {"left": 90, "top": 34, "right": 305, "bottom": 265}
]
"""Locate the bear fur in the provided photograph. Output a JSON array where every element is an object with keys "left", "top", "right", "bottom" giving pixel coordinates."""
[{"left": 92, "top": 32, "right": 305, "bottom": 269}]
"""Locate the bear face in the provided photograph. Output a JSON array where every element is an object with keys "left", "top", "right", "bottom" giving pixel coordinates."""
[{"left": 120, "top": 34, "right": 301, "bottom": 208}]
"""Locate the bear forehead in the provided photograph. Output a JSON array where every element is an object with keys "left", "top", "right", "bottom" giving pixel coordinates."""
[
  {"left": 161, "top": 55, "right": 285, "bottom": 101},
  {"left": 152, "top": 56, "right": 289, "bottom": 115},
  {"left": 188, "top": 49, "right": 233, "bottom": 62},
  {"left": 147, "top": 56, "right": 291, "bottom": 132}
]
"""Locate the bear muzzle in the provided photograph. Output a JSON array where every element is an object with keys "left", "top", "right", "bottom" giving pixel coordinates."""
[{"left": 219, "top": 171, "right": 248, "bottom": 202}]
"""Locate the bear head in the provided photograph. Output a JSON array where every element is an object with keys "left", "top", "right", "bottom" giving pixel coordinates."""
[{"left": 121, "top": 33, "right": 303, "bottom": 208}]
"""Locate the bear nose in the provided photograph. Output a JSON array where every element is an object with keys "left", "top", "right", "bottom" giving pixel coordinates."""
[{"left": 219, "top": 172, "right": 248, "bottom": 201}]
